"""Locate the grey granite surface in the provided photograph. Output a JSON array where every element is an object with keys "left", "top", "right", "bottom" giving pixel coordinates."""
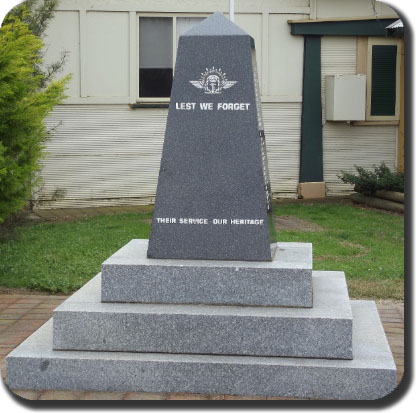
[
  {"left": 147, "top": 13, "right": 274, "bottom": 261},
  {"left": 184, "top": 12, "right": 248, "bottom": 36},
  {"left": 102, "top": 239, "right": 313, "bottom": 307},
  {"left": 54, "top": 271, "right": 352, "bottom": 359},
  {"left": 6, "top": 301, "right": 396, "bottom": 400}
]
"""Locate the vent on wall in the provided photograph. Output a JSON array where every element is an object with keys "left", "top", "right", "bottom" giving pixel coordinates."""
[{"left": 325, "top": 75, "right": 366, "bottom": 121}]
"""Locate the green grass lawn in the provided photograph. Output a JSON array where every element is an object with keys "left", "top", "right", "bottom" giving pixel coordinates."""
[
  {"left": 0, "top": 212, "right": 153, "bottom": 294},
  {"left": 273, "top": 202, "right": 404, "bottom": 300},
  {"left": 0, "top": 202, "right": 404, "bottom": 299}
]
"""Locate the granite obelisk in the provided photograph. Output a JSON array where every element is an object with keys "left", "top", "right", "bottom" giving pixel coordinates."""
[{"left": 147, "top": 13, "right": 275, "bottom": 261}]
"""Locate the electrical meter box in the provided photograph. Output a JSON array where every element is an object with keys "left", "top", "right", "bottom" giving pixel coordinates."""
[{"left": 325, "top": 74, "right": 366, "bottom": 121}]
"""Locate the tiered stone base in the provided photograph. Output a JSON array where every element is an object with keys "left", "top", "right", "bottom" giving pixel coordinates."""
[
  {"left": 6, "top": 240, "right": 396, "bottom": 399},
  {"left": 54, "top": 272, "right": 352, "bottom": 359},
  {"left": 6, "top": 301, "right": 395, "bottom": 399},
  {"left": 101, "top": 240, "right": 313, "bottom": 307}
]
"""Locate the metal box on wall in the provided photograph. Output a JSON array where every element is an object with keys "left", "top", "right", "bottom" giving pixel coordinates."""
[{"left": 326, "top": 74, "right": 366, "bottom": 121}]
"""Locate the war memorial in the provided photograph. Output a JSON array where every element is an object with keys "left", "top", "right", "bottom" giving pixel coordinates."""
[{"left": 6, "top": 13, "right": 396, "bottom": 400}]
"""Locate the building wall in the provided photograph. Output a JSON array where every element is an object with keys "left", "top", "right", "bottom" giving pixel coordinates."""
[
  {"left": 36, "top": 0, "right": 400, "bottom": 208},
  {"left": 38, "top": 0, "right": 307, "bottom": 207},
  {"left": 321, "top": 36, "right": 397, "bottom": 196},
  {"left": 39, "top": 102, "right": 301, "bottom": 208},
  {"left": 314, "top": 0, "right": 398, "bottom": 19},
  {"left": 40, "top": 105, "right": 166, "bottom": 208},
  {"left": 43, "top": 0, "right": 309, "bottom": 103}
]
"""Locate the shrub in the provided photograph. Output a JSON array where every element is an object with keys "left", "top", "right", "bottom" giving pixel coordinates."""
[
  {"left": 338, "top": 163, "right": 404, "bottom": 196},
  {"left": 6, "top": 1, "right": 67, "bottom": 88},
  {"left": 0, "top": 9, "right": 69, "bottom": 223}
]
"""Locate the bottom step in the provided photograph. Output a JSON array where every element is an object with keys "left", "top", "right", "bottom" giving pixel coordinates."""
[{"left": 6, "top": 301, "right": 396, "bottom": 400}]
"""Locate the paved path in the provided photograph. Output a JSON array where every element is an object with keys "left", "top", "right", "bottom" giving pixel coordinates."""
[{"left": 0, "top": 293, "right": 404, "bottom": 401}]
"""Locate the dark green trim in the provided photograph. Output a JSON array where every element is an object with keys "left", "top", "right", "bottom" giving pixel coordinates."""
[
  {"left": 129, "top": 103, "right": 169, "bottom": 109},
  {"left": 290, "top": 18, "right": 397, "bottom": 36},
  {"left": 299, "top": 36, "right": 323, "bottom": 183},
  {"left": 387, "top": 27, "right": 404, "bottom": 37}
]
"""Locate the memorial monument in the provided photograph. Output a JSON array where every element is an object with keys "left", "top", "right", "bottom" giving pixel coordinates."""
[
  {"left": 147, "top": 12, "right": 275, "bottom": 262},
  {"left": 6, "top": 13, "right": 396, "bottom": 400}
]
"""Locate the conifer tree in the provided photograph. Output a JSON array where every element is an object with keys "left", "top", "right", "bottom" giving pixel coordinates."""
[{"left": 0, "top": 1, "right": 69, "bottom": 222}]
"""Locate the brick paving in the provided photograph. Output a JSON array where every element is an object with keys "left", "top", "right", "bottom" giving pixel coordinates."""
[{"left": 0, "top": 293, "right": 404, "bottom": 401}]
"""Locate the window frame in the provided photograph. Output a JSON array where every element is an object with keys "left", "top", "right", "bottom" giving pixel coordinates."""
[
  {"left": 366, "top": 37, "right": 401, "bottom": 121},
  {"left": 137, "top": 13, "right": 209, "bottom": 103}
]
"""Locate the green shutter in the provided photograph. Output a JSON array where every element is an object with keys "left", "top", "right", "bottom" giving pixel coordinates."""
[
  {"left": 299, "top": 36, "right": 323, "bottom": 183},
  {"left": 371, "top": 45, "right": 397, "bottom": 116}
]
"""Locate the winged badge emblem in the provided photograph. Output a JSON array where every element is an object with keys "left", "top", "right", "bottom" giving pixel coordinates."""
[{"left": 190, "top": 67, "right": 237, "bottom": 94}]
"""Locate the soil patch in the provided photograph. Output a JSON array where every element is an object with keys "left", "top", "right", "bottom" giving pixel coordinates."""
[
  {"left": 274, "top": 215, "right": 325, "bottom": 232},
  {"left": 139, "top": 218, "right": 152, "bottom": 224}
]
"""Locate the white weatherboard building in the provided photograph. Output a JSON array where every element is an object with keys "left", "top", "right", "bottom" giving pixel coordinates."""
[{"left": 38, "top": 0, "right": 403, "bottom": 209}]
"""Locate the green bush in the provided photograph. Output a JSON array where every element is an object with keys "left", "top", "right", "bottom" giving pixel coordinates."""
[
  {"left": 338, "top": 163, "right": 404, "bottom": 196},
  {"left": 7, "top": 1, "right": 67, "bottom": 88},
  {"left": 0, "top": 6, "right": 69, "bottom": 223}
]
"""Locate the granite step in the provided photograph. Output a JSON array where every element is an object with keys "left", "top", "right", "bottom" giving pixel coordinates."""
[
  {"left": 6, "top": 301, "right": 396, "bottom": 400},
  {"left": 101, "top": 239, "right": 313, "bottom": 307},
  {"left": 52, "top": 271, "right": 352, "bottom": 359}
]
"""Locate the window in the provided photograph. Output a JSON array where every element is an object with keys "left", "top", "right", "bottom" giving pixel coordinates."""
[
  {"left": 138, "top": 15, "right": 205, "bottom": 101},
  {"left": 366, "top": 37, "right": 401, "bottom": 121},
  {"left": 139, "top": 17, "right": 173, "bottom": 98}
]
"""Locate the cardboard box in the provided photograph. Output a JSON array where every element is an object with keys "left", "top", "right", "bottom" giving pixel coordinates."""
[{"left": 298, "top": 182, "right": 326, "bottom": 199}]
